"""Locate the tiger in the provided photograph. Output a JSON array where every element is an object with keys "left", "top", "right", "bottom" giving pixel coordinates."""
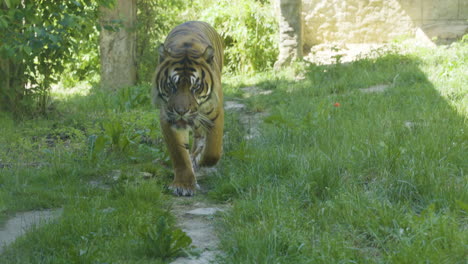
[{"left": 152, "top": 21, "right": 224, "bottom": 196}]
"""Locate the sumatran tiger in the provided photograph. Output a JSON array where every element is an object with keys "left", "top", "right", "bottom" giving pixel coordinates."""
[{"left": 152, "top": 21, "right": 224, "bottom": 196}]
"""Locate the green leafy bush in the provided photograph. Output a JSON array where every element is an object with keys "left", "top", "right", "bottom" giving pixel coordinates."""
[
  {"left": 0, "top": 0, "right": 112, "bottom": 115},
  {"left": 199, "top": 0, "right": 278, "bottom": 73},
  {"left": 136, "top": 0, "right": 188, "bottom": 83},
  {"left": 115, "top": 85, "right": 151, "bottom": 111},
  {"left": 136, "top": 0, "right": 278, "bottom": 76}
]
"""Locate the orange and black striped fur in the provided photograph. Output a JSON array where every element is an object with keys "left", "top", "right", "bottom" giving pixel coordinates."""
[{"left": 152, "top": 21, "right": 224, "bottom": 196}]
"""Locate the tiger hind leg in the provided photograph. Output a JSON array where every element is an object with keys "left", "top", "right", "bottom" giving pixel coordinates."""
[
  {"left": 191, "top": 133, "right": 205, "bottom": 171},
  {"left": 197, "top": 108, "right": 224, "bottom": 167}
]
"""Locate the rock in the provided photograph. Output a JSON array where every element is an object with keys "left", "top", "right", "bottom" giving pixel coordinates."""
[
  {"left": 139, "top": 172, "right": 153, "bottom": 179},
  {"left": 359, "top": 84, "right": 389, "bottom": 93},
  {"left": 89, "top": 180, "right": 111, "bottom": 190},
  {"left": 186, "top": 208, "right": 224, "bottom": 216},
  {"left": 224, "top": 101, "right": 246, "bottom": 111},
  {"left": 109, "top": 170, "right": 121, "bottom": 181},
  {"left": 241, "top": 86, "right": 272, "bottom": 98},
  {"left": 101, "top": 207, "right": 116, "bottom": 214},
  {"left": 404, "top": 121, "right": 415, "bottom": 129}
]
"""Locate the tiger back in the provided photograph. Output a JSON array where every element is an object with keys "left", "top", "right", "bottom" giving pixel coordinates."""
[{"left": 152, "top": 21, "right": 224, "bottom": 196}]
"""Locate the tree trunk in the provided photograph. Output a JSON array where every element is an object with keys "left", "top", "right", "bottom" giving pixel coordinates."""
[
  {"left": 99, "top": 0, "right": 137, "bottom": 90},
  {"left": 274, "top": 0, "right": 303, "bottom": 69}
]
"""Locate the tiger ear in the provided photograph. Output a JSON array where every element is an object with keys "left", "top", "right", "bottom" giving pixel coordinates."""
[
  {"left": 203, "top": 46, "right": 214, "bottom": 65},
  {"left": 158, "top": 44, "right": 169, "bottom": 63}
]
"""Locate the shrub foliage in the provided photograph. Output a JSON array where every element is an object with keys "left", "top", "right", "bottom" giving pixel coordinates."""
[
  {"left": 0, "top": 0, "right": 112, "bottom": 114},
  {"left": 0, "top": 0, "right": 279, "bottom": 114}
]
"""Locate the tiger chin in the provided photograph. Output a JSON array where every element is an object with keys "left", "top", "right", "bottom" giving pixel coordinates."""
[{"left": 152, "top": 21, "right": 224, "bottom": 196}]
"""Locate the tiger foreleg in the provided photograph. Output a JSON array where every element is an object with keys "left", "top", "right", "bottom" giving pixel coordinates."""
[{"left": 160, "top": 117, "right": 197, "bottom": 196}]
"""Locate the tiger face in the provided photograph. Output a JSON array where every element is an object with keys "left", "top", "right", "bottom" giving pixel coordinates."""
[{"left": 155, "top": 45, "right": 216, "bottom": 131}]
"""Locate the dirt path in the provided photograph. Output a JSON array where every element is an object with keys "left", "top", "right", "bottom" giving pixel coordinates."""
[
  {"left": 169, "top": 196, "right": 227, "bottom": 264},
  {"left": 170, "top": 90, "right": 269, "bottom": 263},
  {"left": 0, "top": 209, "right": 62, "bottom": 254}
]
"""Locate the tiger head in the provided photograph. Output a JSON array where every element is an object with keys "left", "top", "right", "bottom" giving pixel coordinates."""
[{"left": 154, "top": 44, "right": 216, "bottom": 131}]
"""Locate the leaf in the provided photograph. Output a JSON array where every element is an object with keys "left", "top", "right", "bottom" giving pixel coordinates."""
[
  {"left": 94, "top": 135, "right": 107, "bottom": 154},
  {"left": 30, "top": 39, "right": 44, "bottom": 51},
  {"left": 60, "top": 15, "right": 74, "bottom": 27},
  {"left": 48, "top": 34, "right": 60, "bottom": 43},
  {"left": 22, "top": 45, "right": 32, "bottom": 55},
  {"left": 88, "top": 134, "right": 107, "bottom": 162},
  {"left": 119, "top": 136, "right": 130, "bottom": 151},
  {"left": 169, "top": 229, "right": 192, "bottom": 255},
  {"left": 0, "top": 44, "right": 15, "bottom": 58},
  {"left": 140, "top": 216, "right": 192, "bottom": 259},
  {"left": 0, "top": 17, "right": 8, "bottom": 28},
  {"left": 103, "top": 120, "right": 123, "bottom": 146}
]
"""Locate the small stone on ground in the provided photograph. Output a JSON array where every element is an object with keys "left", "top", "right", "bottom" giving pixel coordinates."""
[
  {"left": 225, "top": 101, "right": 246, "bottom": 110},
  {"left": 187, "top": 207, "right": 224, "bottom": 216},
  {"left": 359, "top": 84, "right": 390, "bottom": 93}
]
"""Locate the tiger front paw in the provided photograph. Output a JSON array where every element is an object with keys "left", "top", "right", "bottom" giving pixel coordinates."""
[{"left": 169, "top": 181, "right": 199, "bottom": 196}]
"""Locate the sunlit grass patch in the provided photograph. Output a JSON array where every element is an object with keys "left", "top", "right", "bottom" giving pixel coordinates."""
[
  {"left": 50, "top": 82, "right": 93, "bottom": 100},
  {"left": 211, "top": 42, "right": 467, "bottom": 263}
]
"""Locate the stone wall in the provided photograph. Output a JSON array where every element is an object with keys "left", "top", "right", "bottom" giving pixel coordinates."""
[{"left": 302, "top": 0, "right": 468, "bottom": 48}]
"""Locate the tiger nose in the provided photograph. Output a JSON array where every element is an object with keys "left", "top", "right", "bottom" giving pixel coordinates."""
[{"left": 174, "top": 107, "right": 189, "bottom": 116}]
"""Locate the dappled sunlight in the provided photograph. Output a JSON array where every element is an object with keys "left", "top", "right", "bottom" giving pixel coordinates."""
[{"left": 50, "top": 82, "right": 93, "bottom": 100}]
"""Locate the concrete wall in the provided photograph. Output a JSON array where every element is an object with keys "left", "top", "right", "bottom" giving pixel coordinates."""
[{"left": 302, "top": 0, "right": 468, "bottom": 48}]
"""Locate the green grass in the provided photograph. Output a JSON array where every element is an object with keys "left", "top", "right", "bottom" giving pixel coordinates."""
[
  {"left": 0, "top": 85, "right": 192, "bottom": 262},
  {"left": 208, "top": 42, "right": 467, "bottom": 263},
  {"left": 1, "top": 41, "right": 466, "bottom": 263}
]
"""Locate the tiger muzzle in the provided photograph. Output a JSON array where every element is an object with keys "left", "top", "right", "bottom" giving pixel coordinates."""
[{"left": 167, "top": 93, "right": 198, "bottom": 130}]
